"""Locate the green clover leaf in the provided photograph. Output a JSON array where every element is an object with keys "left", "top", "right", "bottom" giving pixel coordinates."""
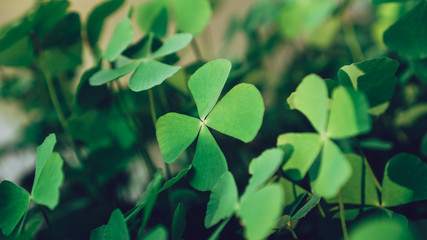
[
  {"left": 279, "top": 73, "right": 372, "bottom": 198},
  {"left": 205, "top": 149, "right": 285, "bottom": 239},
  {"left": 338, "top": 57, "right": 399, "bottom": 116},
  {"left": 156, "top": 59, "right": 265, "bottom": 191},
  {"left": 90, "top": 32, "right": 192, "bottom": 92},
  {"left": 0, "top": 134, "right": 64, "bottom": 236},
  {"left": 135, "top": 0, "right": 212, "bottom": 37}
]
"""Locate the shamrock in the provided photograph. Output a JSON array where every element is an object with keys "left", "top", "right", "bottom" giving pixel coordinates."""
[
  {"left": 205, "top": 148, "right": 285, "bottom": 240},
  {"left": 88, "top": 14, "right": 193, "bottom": 92},
  {"left": 277, "top": 74, "right": 371, "bottom": 198},
  {"left": 0, "top": 134, "right": 64, "bottom": 236},
  {"left": 156, "top": 59, "right": 264, "bottom": 191}
]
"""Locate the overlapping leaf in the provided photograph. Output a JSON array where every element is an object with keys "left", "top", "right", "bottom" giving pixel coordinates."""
[
  {"left": 381, "top": 153, "right": 427, "bottom": 207},
  {"left": 237, "top": 184, "right": 284, "bottom": 240},
  {"left": 103, "top": 17, "right": 134, "bottom": 61},
  {"left": 277, "top": 133, "right": 322, "bottom": 181},
  {"left": 156, "top": 59, "right": 264, "bottom": 191},
  {"left": 31, "top": 134, "right": 64, "bottom": 210},
  {"left": 204, "top": 150, "right": 285, "bottom": 239},
  {"left": 279, "top": 74, "right": 371, "bottom": 198},
  {"left": 205, "top": 171, "right": 238, "bottom": 228},
  {"left": 135, "top": 0, "right": 168, "bottom": 38},
  {"left": 383, "top": 1, "right": 427, "bottom": 58},
  {"left": 86, "top": 0, "right": 124, "bottom": 48},
  {"left": 326, "top": 154, "right": 379, "bottom": 206},
  {"left": 0, "top": 181, "right": 31, "bottom": 236},
  {"left": 0, "top": 134, "right": 63, "bottom": 236},
  {"left": 90, "top": 33, "right": 192, "bottom": 92},
  {"left": 338, "top": 57, "right": 399, "bottom": 115},
  {"left": 104, "top": 209, "right": 129, "bottom": 240}
]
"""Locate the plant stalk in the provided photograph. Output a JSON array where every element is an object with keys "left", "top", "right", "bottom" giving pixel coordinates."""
[
  {"left": 30, "top": 32, "right": 68, "bottom": 130},
  {"left": 342, "top": 18, "right": 364, "bottom": 62},
  {"left": 339, "top": 189, "right": 350, "bottom": 240}
]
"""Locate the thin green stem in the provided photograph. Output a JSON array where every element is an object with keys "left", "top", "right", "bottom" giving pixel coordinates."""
[
  {"left": 148, "top": 89, "right": 157, "bottom": 127},
  {"left": 363, "top": 156, "right": 382, "bottom": 192},
  {"left": 31, "top": 32, "right": 68, "bottom": 130},
  {"left": 343, "top": 19, "right": 364, "bottom": 62},
  {"left": 357, "top": 142, "right": 382, "bottom": 193},
  {"left": 289, "top": 226, "right": 299, "bottom": 240},
  {"left": 317, "top": 203, "right": 326, "bottom": 218},
  {"left": 112, "top": 81, "right": 156, "bottom": 176},
  {"left": 339, "top": 189, "right": 350, "bottom": 240}
]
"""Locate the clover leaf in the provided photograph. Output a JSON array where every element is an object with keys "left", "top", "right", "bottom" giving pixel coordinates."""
[
  {"left": 381, "top": 153, "right": 427, "bottom": 207},
  {"left": 104, "top": 209, "right": 130, "bottom": 240},
  {"left": 279, "top": 74, "right": 371, "bottom": 198},
  {"left": 338, "top": 57, "right": 399, "bottom": 115},
  {"left": 383, "top": 1, "right": 427, "bottom": 59},
  {"left": 156, "top": 59, "right": 265, "bottom": 191},
  {"left": 135, "top": 0, "right": 212, "bottom": 36},
  {"left": 0, "top": 181, "right": 31, "bottom": 236},
  {"left": 205, "top": 149, "right": 285, "bottom": 240},
  {"left": 0, "top": 134, "right": 64, "bottom": 236},
  {"left": 89, "top": 32, "right": 192, "bottom": 92},
  {"left": 86, "top": 0, "right": 125, "bottom": 49}
]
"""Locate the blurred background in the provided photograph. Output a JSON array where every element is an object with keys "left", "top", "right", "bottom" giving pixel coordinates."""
[{"left": 1, "top": 0, "right": 427, "bottom": 239}]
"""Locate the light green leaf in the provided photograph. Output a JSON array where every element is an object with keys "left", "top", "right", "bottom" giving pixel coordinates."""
[
  {"left": 277, "top": 133, "right": 323, "bottom": 181},
  {"left": 156, "top": 113, "right": 201, "bottom": 163},
  {"left": 326, "top": 154, "right": 380, "bottom": 206},
  {"left": 89, "top": 62, "right": 139, "bottom": 86},
  {"left": 205, "top": 171, "right": 238, "bottom": 228},
  {"left": 0, "top": 181, "right": 31, "bottom": 236},
  {"left": 104, "top": 209, "right": 129, "bottom": 240},
  {"left": 311, "top": 140, "right": 352, "bottom": 199},
  {"left": 349, "top": 218, "right": 415, "bottom": 240},
  {"left": 288, "top": 74, "right": 328, "bottom": 133},
  {"left": 383, "top": 1, "right": 427, "bottom": 58},
  {"left": 129, "top": 60, "right": 180, "bottom": 92},
  {"left": 237, "top": 184, "right": 284, "bottom": 240},
  {"left": 242, "top": 148, "right": 284, "bottom": 200},
  {"left": 189, "top": 125, "right": 228, "bottom": 191},
  {"left": 104, "top": 17, "right": 134, "bottom": 61},
  {"left": 206, "top": 83, "right": 264, "bottom": 143},
  {"left": 149, "top": 33, "right": 193, "bottom": 59},
  {"left": 171, "top": 204, "right": 186, "bottom": 240},
  {"left": 135, "top": 0, "right": 168, "bottom": 38},
  {"left": 338, "top": 57, "right": 399, "bottom": 110},
  {"left": 382, "top": 153, "right": 427, "bottom": 207},
  {"left": 327, "top": 86, "right": 371, "bottom": 139},
  {"left": 173, "top": 0, "right": 212, "bottom": 35},
  {"left": 33, "top": 133, "right": 56, "bottom": 192},
  {"left": 188, "top": 59, "right": 231, "bottom": 119},
  {"left": 143, "top": 225, "right": 168, "bottom": 240},
  {"left": 31, "top": 153, "right": 64, "bottom": 210},
  {"left": 278, "top": 0, "right": 336, "bottom": 39},
  {"left": 86, "top": 0, "right": 125, "bottom": 48},
  {"left": 158, "top": 165, "right": 191, "bottom": 193}
]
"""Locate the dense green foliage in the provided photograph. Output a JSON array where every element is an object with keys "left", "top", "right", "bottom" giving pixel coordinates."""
[{"left": 0, "top": 0, "right": 427, "bottom": 239}]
